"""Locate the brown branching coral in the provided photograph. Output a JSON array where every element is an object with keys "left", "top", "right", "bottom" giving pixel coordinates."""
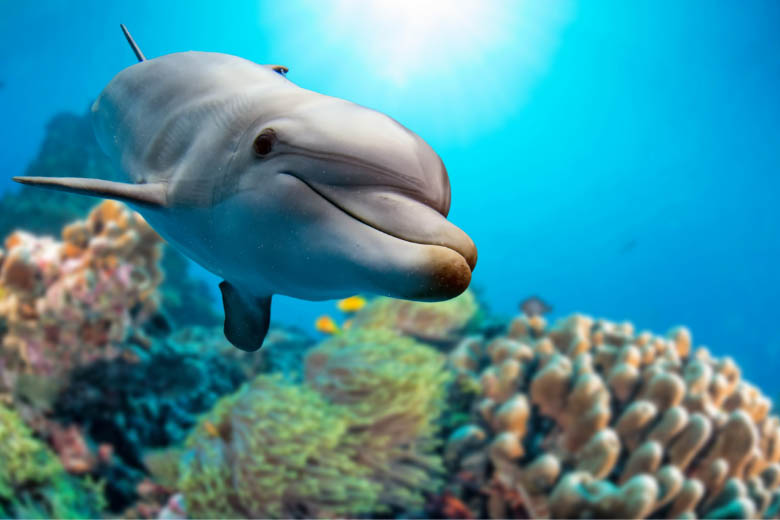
[
  {"left": 445, "top": 314, "right": 780, "bottom": 519},
  {"left": 0, "top": 200, "right": 163, "bottom": 392}
]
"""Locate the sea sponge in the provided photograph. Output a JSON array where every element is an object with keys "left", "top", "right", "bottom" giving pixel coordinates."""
[
  {"left": 178, "top": 375, "right": 379, "bottom": 518},
  {"left": 0, "top": 200, "right": 163, "bottom": 390},
  {"left": 0, "top": 404, "right": 104, "bottom": 518},
  {"left": 347, "top": 289, "right": 477, "bottom": 344},
  {"left": 445, "top": 315, "right": 780, "bottom": 518}
]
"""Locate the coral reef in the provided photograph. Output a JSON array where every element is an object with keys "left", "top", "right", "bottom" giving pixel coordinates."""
[
  {"left": 348, "top": 289, "right": 478, "bottom": 346},
  {"left": 2, "top": 125, "right": 779, "bottom": 520},
  {"left": 178, "top": 328, "right": 450, "bottom": 518},
  {"left": 444, "top": 314, "right": 780, "bottom": 518},
  {"left": 305, "top": 328, "right": 452, "bottom": 509},
  {"left": 0, "top": 403, "right": 104, "bottom": 518},
  {"left": 167, "top": 323, "right": 314, "bottom": 381},
  {"left": 51, "top": 346, "right": 246, "bottom": 511},
  {"left": 179, "top": 375, "right": 379, "bottom": 518},
  {"left": 0, "top": 110, "right": 220, "bottom": 329},
  {"left": 259, "top": 325, "right": 316, "bottom": 378},
  {"left": 53, "top": 348, "right": 246, "bottom": 467},
  {"left": 0, "top": 200, "right": 163, "bottom": 394}
]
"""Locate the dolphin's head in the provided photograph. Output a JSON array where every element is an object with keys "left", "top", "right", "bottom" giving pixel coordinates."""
[{"left": 218, "top": 79, "right": 477, "bottom": 301}]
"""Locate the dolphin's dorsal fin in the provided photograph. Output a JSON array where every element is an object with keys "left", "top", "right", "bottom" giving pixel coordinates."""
[
  {"left": 219, "top": 281, "right": 272, "bottom": 352},
  {"left": 120, "top": 24, "right": 146, "bottom": 62},
  {"left": 12, "top": 177, "right": 167, "bottom": 208}
]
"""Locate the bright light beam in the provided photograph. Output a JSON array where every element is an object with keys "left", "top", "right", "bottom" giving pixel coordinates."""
[
  {"left": 266, "top": 0, "right": 575, "bottom": 143},
  {"left": 331, "top": 0, "right": 503, "bottom": 86}
]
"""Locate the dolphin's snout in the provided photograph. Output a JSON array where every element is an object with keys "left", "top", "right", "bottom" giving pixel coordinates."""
[
  {"left": 278, "top": 95, "right": 477, "bottom": 300},
  {"left": 454, "top": 230, "right": 478, "bottom": 271},
  {"left": 401, "top": 245, "right": 473, "bottom": 302},
  {"left": 424, "top": 246, "right": 474, "bottom": 299},
  {"left": 299, "top": 181, "right": 477, "bottom": 270}
]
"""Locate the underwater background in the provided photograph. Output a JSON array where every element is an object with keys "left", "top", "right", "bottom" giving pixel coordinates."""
[{"left": 0, "top": 1, "right": 779, "bottom": 518}]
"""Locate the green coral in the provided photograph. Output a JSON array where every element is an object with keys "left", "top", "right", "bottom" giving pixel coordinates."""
[
  {"left": 179, "top": 375, "right": 379, "bottom": 519},
  {"left": 0, "top": 404, "right": 104, "bottom": 519},
  {"left": 305, "top": 328, "right": 451, "bottom": 509},
  {"left": 179, "top": 329, "right": 451, "bottom": 518}
]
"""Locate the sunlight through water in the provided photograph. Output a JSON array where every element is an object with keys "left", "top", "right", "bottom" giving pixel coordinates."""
[{"left": 266, "top": 0, "right": 576, "bottom": 142}]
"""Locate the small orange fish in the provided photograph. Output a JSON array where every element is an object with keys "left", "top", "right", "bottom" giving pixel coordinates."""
[
  {"left": 337, "top": 295, "right": 366, "bottom": 313},
  {"left": 203, "top": 420, "right": 219, "bottom": 437},
  {"left": 315, "top": 315, "right": 341, "bottom": 335}
]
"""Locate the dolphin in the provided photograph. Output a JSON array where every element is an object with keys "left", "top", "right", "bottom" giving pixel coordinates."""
[{"left": 13, "top": 25, "right": 477, "bottom": 351}]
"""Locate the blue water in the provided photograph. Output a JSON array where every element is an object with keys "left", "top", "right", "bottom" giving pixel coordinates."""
[{"left": 1, "top": 1, "right": 778, "bottom": 392}]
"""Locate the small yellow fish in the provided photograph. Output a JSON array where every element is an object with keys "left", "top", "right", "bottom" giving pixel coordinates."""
[
  {"left": 337, "top": 295, "right": 366, "bottom": 313},
  {"left": 203, "top": 420, "right": 219, "bottom": 438},
  {"left": 315, "top": 315, "right": 341, "bottom": 335}
]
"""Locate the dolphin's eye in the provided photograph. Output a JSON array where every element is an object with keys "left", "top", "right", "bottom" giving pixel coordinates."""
[{"left": 253, "top": 129, "right": 276, "bottom": 157}]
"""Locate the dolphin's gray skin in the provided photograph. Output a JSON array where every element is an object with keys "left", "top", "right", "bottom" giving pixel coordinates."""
[{"left": 13, "top": 26, "right": 477, "bottom": 351}]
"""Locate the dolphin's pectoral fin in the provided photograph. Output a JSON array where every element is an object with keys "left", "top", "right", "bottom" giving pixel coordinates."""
[
  {"left": 219, "top": 281, "right": 272, "bottom": 352},
  {"left": 12, "top": 177, "right": 167, "bottom": 208}
]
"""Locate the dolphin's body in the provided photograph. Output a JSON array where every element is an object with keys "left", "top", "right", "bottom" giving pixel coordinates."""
[{"left": 14, "top": 26, "right": 477, "bottom": 351}]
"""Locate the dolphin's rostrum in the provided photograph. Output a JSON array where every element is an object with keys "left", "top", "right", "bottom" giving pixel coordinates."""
[{"left": 13, "top": 26, "right": 478, "bottom": 351}]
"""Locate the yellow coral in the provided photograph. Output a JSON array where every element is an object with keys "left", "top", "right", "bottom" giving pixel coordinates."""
[{"left": 348, "top": 289, "right": 477, "bottom": 343}]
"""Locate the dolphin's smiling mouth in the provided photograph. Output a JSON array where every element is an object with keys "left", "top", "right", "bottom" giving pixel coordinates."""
[{"left": 280, "top": 171, "right": 477, "bottom": 271}]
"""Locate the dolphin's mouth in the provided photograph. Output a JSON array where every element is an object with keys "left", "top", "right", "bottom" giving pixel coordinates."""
[{"left": 280, "top": 172, "right": 477, "bottom": 272}]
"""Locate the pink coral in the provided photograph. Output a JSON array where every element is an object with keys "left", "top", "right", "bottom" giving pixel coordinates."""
[{"left": 0, "top": 200, "right": 163, "bottom": 390}]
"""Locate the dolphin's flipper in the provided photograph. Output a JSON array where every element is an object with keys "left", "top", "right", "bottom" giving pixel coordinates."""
[
  {"left": 219, "top": 281, "right": 272, "bottom": 352},
  {"left": 12, "top": 177, "right": 167, "bottom": 208}
]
